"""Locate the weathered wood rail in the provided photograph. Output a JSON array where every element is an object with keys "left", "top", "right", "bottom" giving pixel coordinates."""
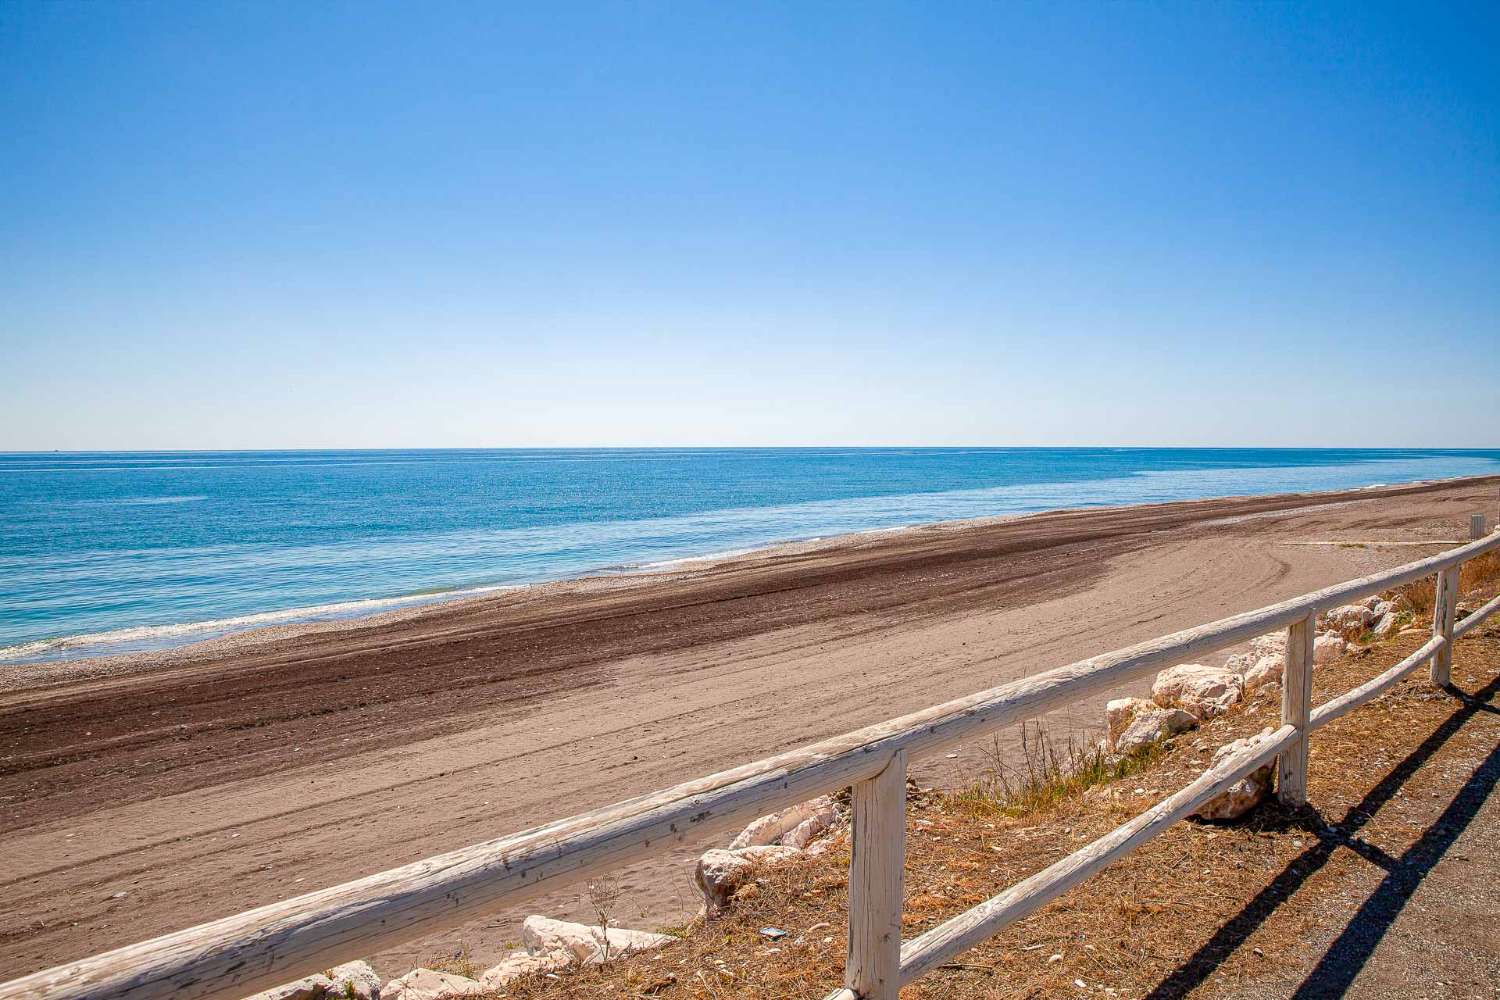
[{"left": 4, "top": 527, "right": 1499, "bottom": 1000}]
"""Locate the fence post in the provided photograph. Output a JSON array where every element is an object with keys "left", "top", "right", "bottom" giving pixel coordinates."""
[
  {"left": 846, "top": 749, "right": 907, "bottom": 1000},
  {"left": 1277, "top": 614, "right": 1315, "bottom": 806},
  {"left": 1471, "top": 513, "right": 1487, "bottom": 540},
  {"left": 1431, "top": 567, "right": 1460, "bottom": 686}
]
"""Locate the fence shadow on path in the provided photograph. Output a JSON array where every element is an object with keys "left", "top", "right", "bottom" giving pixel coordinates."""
[{"left": 1143, "top": 673, "right": 1500, "bottom": 1000}]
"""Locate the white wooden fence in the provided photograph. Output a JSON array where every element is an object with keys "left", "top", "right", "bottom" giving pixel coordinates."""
[{"left": 4, "top": 527, "right": 1499, "bottom": 1000}]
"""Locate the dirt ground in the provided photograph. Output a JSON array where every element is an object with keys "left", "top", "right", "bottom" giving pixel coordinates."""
[
  {"left": 493, "top": 579, "right": 1500, "bottom": 1000},
  {"left": 2, "top": 476, "right": 1498, "bottom": 981}
]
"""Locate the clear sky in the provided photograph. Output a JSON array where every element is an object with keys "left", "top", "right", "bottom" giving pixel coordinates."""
[{"left": 2, "top": 1, "right": 1496, "bottom": 450}]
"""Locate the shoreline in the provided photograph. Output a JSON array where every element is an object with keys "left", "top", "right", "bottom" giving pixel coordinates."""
[
  {"left": 4, "top": 474, "right": 1498, "bottom": 977},
  {"left": 3, "top": 472, "right": 1494, "bottom": 691}
]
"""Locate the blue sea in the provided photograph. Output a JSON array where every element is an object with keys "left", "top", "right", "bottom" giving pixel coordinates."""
[{"left": 3, "top": 448, "right": 1498, "bottom": 663}]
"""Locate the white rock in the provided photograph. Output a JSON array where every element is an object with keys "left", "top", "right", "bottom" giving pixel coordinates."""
[
  {"left": 325, "top": 961, "right": 381, "bottom": 1000},
  {"left": 1221, "top": 652, "right": 1255, "bottom": 674},
  {"left": 1323, "top": 604, "right": 1372, "bottom": 632},
  {"left": 1312, "top": 633, "right": 1346, "bottom": 664},
  {"left": 695, "top": 845, "right": 800, "bottom": 916},
  {"left": 1151, "top": 664, "right": 1244, "bottom": 721},
  {"left": 1243, "top": 655, "right": 1284, "bottom": 693},
  {"left": 521, "top": 915, "right": 672, "bottom": 965},
  {"left": 1192, "top": 729, "right": 1275, "bottom": 821},
  {"left": 380, "top": 968, "right": 485, "bottom": 1000},
  {"left": 241, "top": 974, "right": 335, "bottom": 1000},
  {"left": 1371, "top": 612, "right": 1400, "bottom": 637},
  {"left": 729, "top": 796, "right": 837, "bottom": 849},
  {"left": 1114, "top": 706, "right": 1197, "bottom": 754},
  {"left": 1363, "top": 595, "right": 1384, "bottom": 612},
  {"left": 1105, "top": 697, "right": 1153, "bottom": 747},
  {"left": 1250, "top": 633, "right": 1287, "bottom": 659},
  {"left": 479, "top": 949, "right": 573, "bottom": 988}
]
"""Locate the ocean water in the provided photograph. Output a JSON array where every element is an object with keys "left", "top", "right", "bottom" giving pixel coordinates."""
[{"left": 3, "top": 448, "right": 1498, "bottom": 663}]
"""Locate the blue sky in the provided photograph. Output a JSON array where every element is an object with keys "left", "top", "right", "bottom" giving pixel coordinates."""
[{"left": 2, "top": 1, "right": 1496, "bottom": 449}]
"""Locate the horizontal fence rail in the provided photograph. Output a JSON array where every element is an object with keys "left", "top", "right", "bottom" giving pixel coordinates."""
[{"left": 4, "top": 528, "right": 1499, "bottom": 1000}]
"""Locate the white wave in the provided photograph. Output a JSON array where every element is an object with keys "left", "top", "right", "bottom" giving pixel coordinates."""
[{"left": 0, "top": 583, "right": 523, "bottom": 663}]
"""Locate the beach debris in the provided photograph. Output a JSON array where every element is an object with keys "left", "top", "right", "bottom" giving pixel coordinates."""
[
  {"left": 1151, "top": 664, "right": 1244, "bottom": 721},
  {"left": 1192, "top": 729, "right": 1275, "bottom": 821},
  {"left": 1113, "top": 705, "right": 1197, "bottom": 754},
  {"left": 521, "top": 914, "right": 673, "bottom": 965},
  {"left": 380, "top": 967, "right": 485, "bottom": 1000},
  {"left": 729, "top": 795, "right": 837, "bottom": 850},
  {"left": 695, "top": 846, "right": 801, "bottom": 916},
  {"left": 758, "top": 926, "right": 788, "bottom": 940}
]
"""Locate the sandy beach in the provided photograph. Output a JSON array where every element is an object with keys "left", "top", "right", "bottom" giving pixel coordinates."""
[{"left": 3, "top": 475, "right": 1498, "bottom": 980}]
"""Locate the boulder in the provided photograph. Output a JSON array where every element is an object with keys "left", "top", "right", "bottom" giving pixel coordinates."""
[
  {"left": 1151, "top": 664, "right": 1244, "bottom": 720},
  {"left": 380, "top": 968, "right": 485, "bottom": 1000},
  {"left": 1114, "top": 706, "right": 1196, "bottom": 754},
  {"left": 1371, "top": 612, "right": 1400, "bottom": 637},
  {"left": 242, "top": 974, "right": 335, "bottom": 1000},
  {"left": 729, "top": 796, "right": 837, "bottom": 849},
  {"left": 1312, "top": 633, "right": 1346, "bottom": 664},
  {"left": 1192, "top": 730, "right": 1275, "bottom": 821},
  {"left": 325, "top": 962, "right": 382, "bottom": 1000},
  {"left": 479, "top": 949, "right": 573, "bottom": 988},
  {"left": 1363, "top": 595, "right": 1384, "bottom": 612},
  {"left": 1250, "top": 633, "right": 1287, "bottom": 659},
  {"left": 1243, "top": 655, "right": 1283, "bottom": 693},
  {"left": 521, "top": 915, "right": 672, "bottom": 965},
  {"left": 1323, "top": 604, "right": 1372, "bottom": 634},
  {"left": 1105, "top": 697, "right": 1153, "bottom": 746},
  {"left": 1221, "top": 652, "right": 1255, "bottom": 674},
  {"left": 695, "top": 845, "right": 800, "bottom": 916}
]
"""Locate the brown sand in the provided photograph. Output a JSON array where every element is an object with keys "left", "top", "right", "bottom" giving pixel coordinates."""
[{"left": 1, "top": 476, "right": 1497, "bottom": 981}]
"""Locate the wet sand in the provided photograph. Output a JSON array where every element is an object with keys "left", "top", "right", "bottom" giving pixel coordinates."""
[{"left": 2, "top": 476, "right": 1497, "bottom": 980}]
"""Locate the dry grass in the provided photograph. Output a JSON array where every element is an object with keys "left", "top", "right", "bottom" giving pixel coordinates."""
[
  {"left": 943, "top": 724, "right": 1163, "bottom": 820},
  {"left": 1394, "top": 548, "right": 1500, "bottom": 621},
  {"left": 481, "top": 583, "right": 1500, "bottom": 1000}
]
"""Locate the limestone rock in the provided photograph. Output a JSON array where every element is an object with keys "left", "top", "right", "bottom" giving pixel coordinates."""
[
  {"left": 1105, "top": 697, "right": 1153, "bottom": 747},
  {"left": 1250, "top": 633, "right": 1287, "bottom": 659},
  {"left": 1192, "top": 730, "right": 1275, "bottom": 821},
  {"left": 1323, "top": 604, "right": 1372, "bottom": 634},
  {"left": 521, "top": 915, "right": 672, "bottom": 965},
  {"left": 479, "top": 948, "right": 573, "bottom": 988},
  {"left": 1243, "top": 655, "right": 1283, "bottom": 693},
  {"left": 729, "top": 796, "right": 837, "bottom": 849},
  {"left": 1371, "top": 612, "right": 1400, "bottom": 637},
  {"left": 695, "top": 845, "right": 800, "bottom": 916},
  {"left": 242, "top": 974, "right": 335, "bottom": 1000},
  {"left": 380, "top": 968, "right": 485, "bottom": 1000},
  {"left": 1151, "top": 664, "right": 1244, "bottom": 720},
  {"left": 1114, "top": 705, "right": 1196, "bottom": 754},
  {"left": 1221, "top": 652, "right": 1255, "bottom": 674},
  {"left": 1312, "top": 633, "right": 1346, "bottom": 664},
  {"left": 325, "top": 962, "right": 381, "bottom": 1000}
]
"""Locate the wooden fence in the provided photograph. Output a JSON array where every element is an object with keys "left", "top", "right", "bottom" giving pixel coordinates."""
[{"left": 4, "top": 527, "right": 1499, "bottom": 1000}]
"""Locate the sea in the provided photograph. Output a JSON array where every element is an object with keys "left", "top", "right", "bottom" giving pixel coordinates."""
[{"left": 3, "top": 448, "right": 1498, "bottom": 663}]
